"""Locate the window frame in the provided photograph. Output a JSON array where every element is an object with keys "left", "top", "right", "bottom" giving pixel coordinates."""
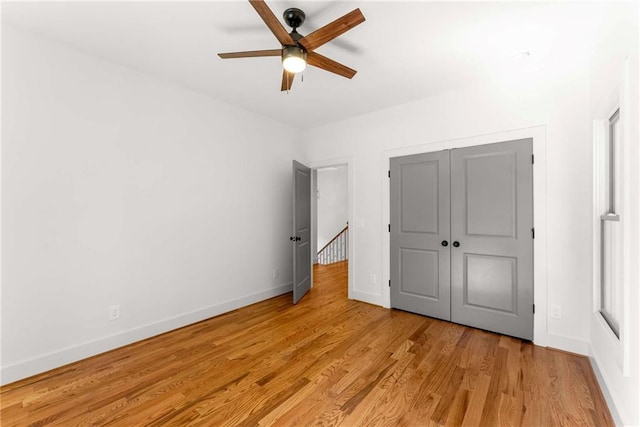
[{"left": 599, "top": 108, "right": 621, "bottom": 338}]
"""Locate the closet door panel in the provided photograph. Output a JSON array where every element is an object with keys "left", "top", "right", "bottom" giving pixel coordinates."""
[
  {"left": 390, "top": 151, "right": 451, "bottom": 321},
  {"left": 450, "top": 139, "right": 534, "bottom": 340}
]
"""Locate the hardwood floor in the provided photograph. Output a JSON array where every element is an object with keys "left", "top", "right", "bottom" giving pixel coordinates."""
[{"left": 1, "top": 261, "right": 613, "bottom": 426}]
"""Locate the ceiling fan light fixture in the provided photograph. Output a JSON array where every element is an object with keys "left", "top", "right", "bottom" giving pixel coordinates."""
[
  {"left": 218, "top": 1, "right": 365, "bottom": 91},
  {"left": 282, "top": 46, "right": 307, "bottom": 73}
]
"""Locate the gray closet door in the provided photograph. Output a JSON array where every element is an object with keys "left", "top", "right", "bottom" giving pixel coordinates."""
[
  {"left": 390, "top": 151, "right": 451, "bottom": 321},
  {"left": 450, "top": 139, "right": 534, "bottom": 340},
  {"left": 292, "top": 160, "right": 311, "bottom": 304}
]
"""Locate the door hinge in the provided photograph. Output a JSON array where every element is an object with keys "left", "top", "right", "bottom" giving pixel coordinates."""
[
  {"left": 532, "top": 154, "right": 534, "bottom": 164},
  {"left": 389, "top": 280, "right": 391, "bottom": 287},
  {"left": 388, "top": 170, "right": 391, "bottom": 178},
  {"left": 531, "top": 228, "right": 535, "bottom": 239},
  {"left": 388, "top": 224, "right": 391, "bottom": 232},
  {"left": 533, "top": 304, "right": 535, "bottom": 314}
]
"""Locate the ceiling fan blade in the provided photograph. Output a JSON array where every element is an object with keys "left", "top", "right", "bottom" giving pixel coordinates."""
[
  {"left": 218, "top": 49, "right": 281, "bottom": 59},
  {"left": 249, "top": 0, "right": 295, "bottom": 46},
  {"left": 298, "top": 9, "right": 365, "bottom": 52},
  {"left": 281, "top": 70, "right": 295, "bottom": 91},
  {"left": 307, "top": 51, "right": 357, "bottom": 79}
]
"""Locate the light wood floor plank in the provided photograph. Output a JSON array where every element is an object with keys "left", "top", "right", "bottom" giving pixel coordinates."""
[{"left": 1, "top": 261, "right": 613, "bottom": 426}]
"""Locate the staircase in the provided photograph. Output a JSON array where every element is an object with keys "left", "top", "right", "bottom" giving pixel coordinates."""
[{"left": 317, "top": 225, "right": 349, "bottom": 265}]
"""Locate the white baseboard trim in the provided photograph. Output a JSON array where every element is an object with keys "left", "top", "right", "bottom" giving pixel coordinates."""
[
  {"left": 589, "top": 353, "right": 625, "bottom": 426},
  {"left": 350, "top": 289, "right": 383, "bottom": 307},
  {"left": 545, "top": 331, "right": 589, "bottom": 356},
  {"left": 0, "top": 283, "right": 293, "bottom": 386}
]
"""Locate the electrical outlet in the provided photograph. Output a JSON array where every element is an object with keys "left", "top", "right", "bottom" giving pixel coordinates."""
[
  {"left": 369, "top": 274, "right": 377, "bottom": 284},
  {"left": 109, "top": 305, "right": 120, "bottom": 321},
  {"left": 272, "top": 268, "right": 280, "bottom": 279},
  {"left": 550, "top": 304, "right": 562, "bottom": 319}
]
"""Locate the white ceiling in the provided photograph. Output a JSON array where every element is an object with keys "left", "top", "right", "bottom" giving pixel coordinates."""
[{"left": 2, "top": 1, "right": 601, "bottom": 129}]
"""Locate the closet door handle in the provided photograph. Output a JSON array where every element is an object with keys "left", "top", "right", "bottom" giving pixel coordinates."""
[
  {"left": 441, "top": 240, "right": 449, "bottom": 247},
  {"left": 452, "top": 241, "right": 460, "bottom": 248}
]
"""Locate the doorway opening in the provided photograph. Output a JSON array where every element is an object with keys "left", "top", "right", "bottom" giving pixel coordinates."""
[{"left": 311, "top": 164, "right": 349, "bottom": 294}]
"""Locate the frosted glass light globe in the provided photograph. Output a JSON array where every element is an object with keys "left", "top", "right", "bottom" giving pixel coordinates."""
[{"left": 282, "top": 46, "right": 307, "bottom": 73}]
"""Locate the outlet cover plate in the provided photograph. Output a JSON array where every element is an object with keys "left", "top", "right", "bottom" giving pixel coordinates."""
[
  {"left": 109, "top": 305, "right": 120, "bottom": 320},
  {"left": 550, "top": 304, "right": 562, "bottom": 319}
]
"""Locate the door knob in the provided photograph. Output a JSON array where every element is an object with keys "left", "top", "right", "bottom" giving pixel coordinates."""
[
  {"left": 441, "top": 240, "right": 448, "bottom": 247},
  {"left": 295, "top": 236, "right": 301, "bottom": 241},
  {"left": 452, "top": 241, "right": 460, "bottom": 247}
]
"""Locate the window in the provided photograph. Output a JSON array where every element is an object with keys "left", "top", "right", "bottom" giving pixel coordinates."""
[{"left": 600, "top": 108, "right": 621, "bottom": 337}]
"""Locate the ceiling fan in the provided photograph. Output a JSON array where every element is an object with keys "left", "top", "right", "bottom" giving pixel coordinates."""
[{"left": 218, "top": 0, "right": 365, "bottom": 91}]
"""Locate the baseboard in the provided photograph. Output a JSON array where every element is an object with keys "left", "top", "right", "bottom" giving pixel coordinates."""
[
  {"left": 350, "top": 289, "right": 383, "bottom": 307},
  {"left": 589, "top": 352, "right": 625, "bottom": 426},
  {"left": 0, "top": 283, "right": 293, "bottom": 386},
  {"left": 545, "top": 331, "right": 589, "bottom": 356}
]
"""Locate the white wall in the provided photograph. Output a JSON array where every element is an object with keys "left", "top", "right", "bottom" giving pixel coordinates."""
[
  {"left": 1, "top": 27, "right": 297, "bottom": 384},
  {"left": 587, "top": 2, "right": 639, "bottom": 425},
  {"left": 316, "top": 166, "right": 348, "bottom": 251},
  {"left": 302, "top": 34, "right": 594, "bottom": 352}
]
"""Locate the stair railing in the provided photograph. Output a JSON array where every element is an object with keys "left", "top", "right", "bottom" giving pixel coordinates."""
[{"left": 317, "top": 225, "right": 349, "bottom": 265}]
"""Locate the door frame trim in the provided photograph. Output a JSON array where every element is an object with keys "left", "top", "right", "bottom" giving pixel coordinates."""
[
  {"left": 381, "top": 126, "right": 550, "bottom": 347},
  {"left": 308, "top": 156, "right": 355, "bottom": 300}
]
